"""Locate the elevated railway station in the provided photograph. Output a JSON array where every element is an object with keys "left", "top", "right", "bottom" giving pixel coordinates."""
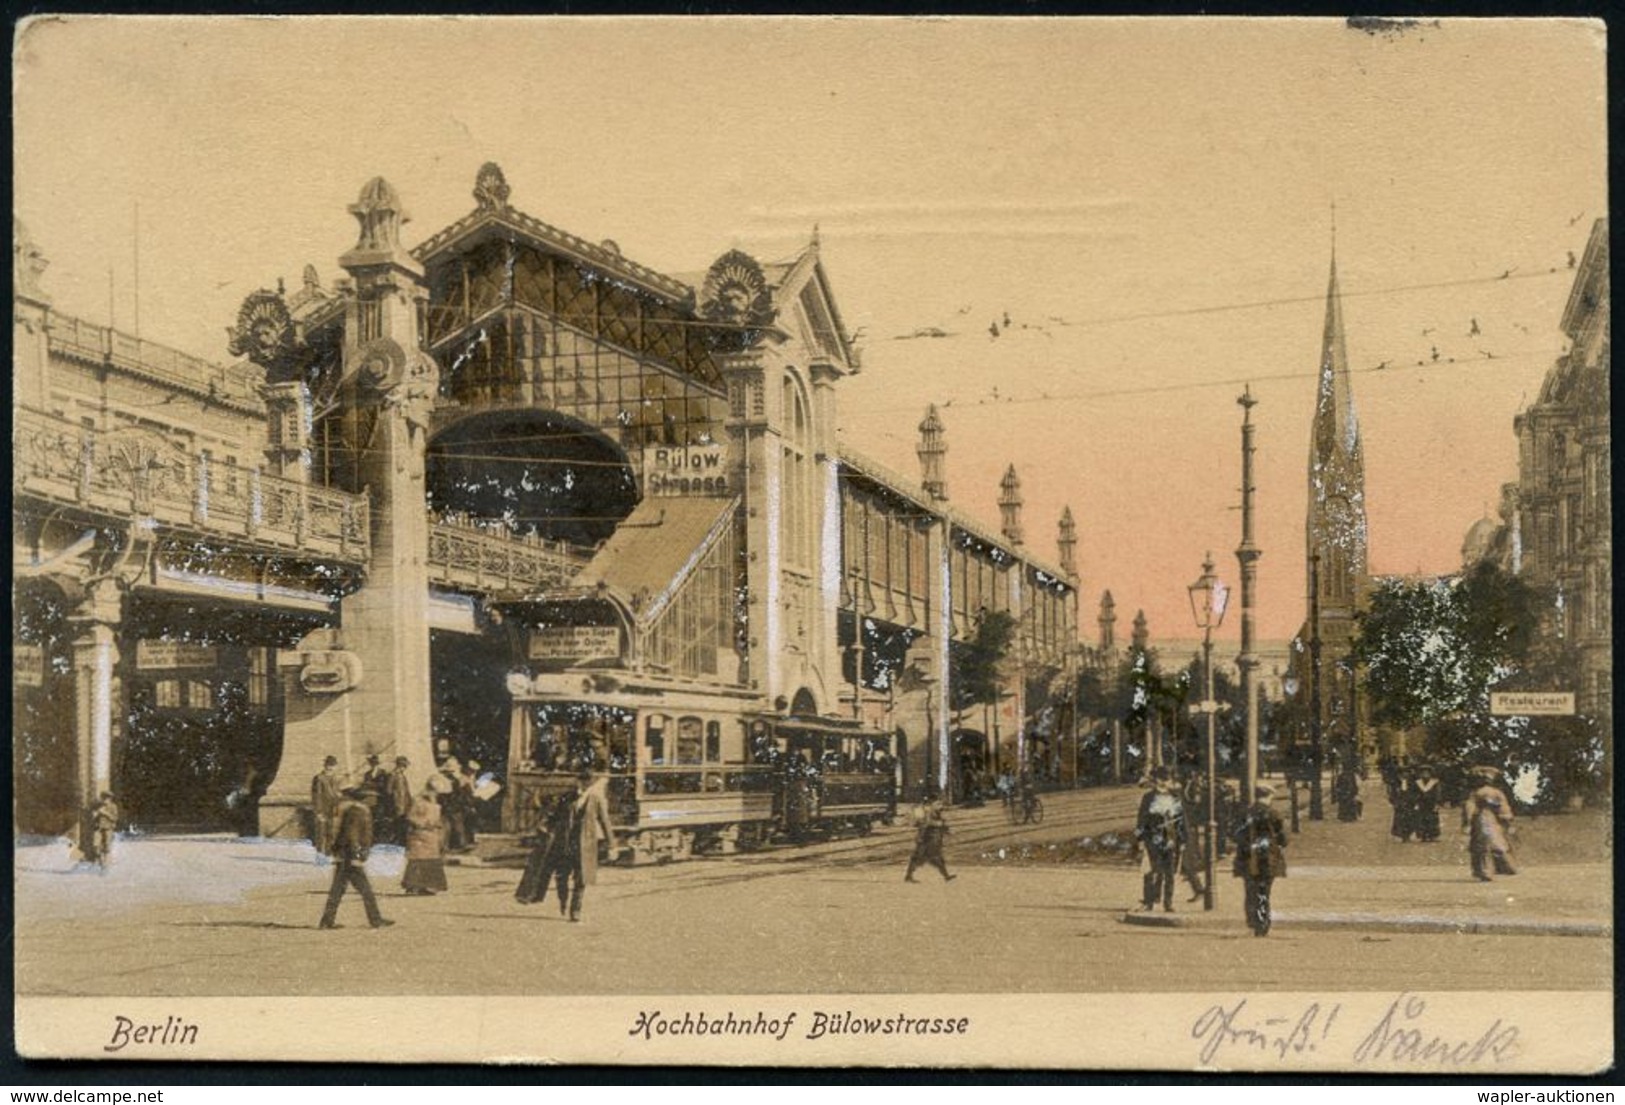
[{"left": 13, "top": 164, "right": 1084, "bottom": 853}]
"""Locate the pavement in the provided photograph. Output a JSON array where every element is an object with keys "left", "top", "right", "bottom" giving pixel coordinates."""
[
  {"left": 1107, "top": 783, "right": 1613, "bottom": 938},
  {"left": 12, "top": 780, "right": 1612, "bottom": 997}
]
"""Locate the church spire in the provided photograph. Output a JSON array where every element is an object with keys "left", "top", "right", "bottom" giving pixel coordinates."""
[{"left": 1306, "top": 245, "right": 1369, "bottom": 615}]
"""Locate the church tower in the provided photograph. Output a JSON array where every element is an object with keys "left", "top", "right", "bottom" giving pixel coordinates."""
[{"left": 1304, "top": 244, "right": 1370, "bottom": 757}]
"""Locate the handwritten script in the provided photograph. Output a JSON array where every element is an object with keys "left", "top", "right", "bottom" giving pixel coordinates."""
[
  {"left": 1191, "top": 993, "right": 1519, "bottom": 1068},
  {"left": 1191, "top": 998, "right": 1339, "bottom": 1065}
]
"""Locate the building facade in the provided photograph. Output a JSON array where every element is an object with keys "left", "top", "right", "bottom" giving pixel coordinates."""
[
  {"left": 1511, "top": 217, "right": 1611, "bottom": 727},
  {"left": 13, "top": 165, "right": 1081, "bottom": 843}
]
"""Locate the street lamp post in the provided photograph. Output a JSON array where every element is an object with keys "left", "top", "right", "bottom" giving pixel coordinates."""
[
  {"left": 1187, "top": 553, "right": 1229, "bottom": 913},
  {"left": 1282, "top": 673, "right": 1302, "bottom": 833},
  {"left": 1235, "top": 386, "right": 1263, "bottom": 803}
]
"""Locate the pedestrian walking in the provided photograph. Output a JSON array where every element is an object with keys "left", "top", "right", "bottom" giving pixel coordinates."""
[
  {"left": 1390, "top": 769, "right": 1418, "bottom": 843},
  {"left": 1332, "top": 766, "right": 1364, "bottom": 822},
  {"left": 436, "top": 758, "right": 471, "bottom": 852},
  {"left": 516, "top": 790, "right": 575, "bottom": 911},
  {"left": 1463, "top": 766, "right": 1517, "bottom": 881},
  {"left": 1412, "top": 766, "right": 1442, "bottom": 842},
  {"left": 1233, "top": 784, "right": 1287, "bottom": 936},
  {"left": 558, "top": 767, "right": 615, "bottom": 922},
  {"left": 401, "top": 784, "right": 448, "bottom": 897},
  {"left": 1134, "top": 767, "right": 1184, "bottom": 912},
  {"left": 83, "top": 792, "right": 119, "bottom": 870},
  {"left": 904, "top": 786, "right": 955, "bottom": 883},
  {"left": 310, "top": 756, "right": 343, "bottom": 860},
  {"left": 318, "top": 786, "right": 394, "bottom": 929}
]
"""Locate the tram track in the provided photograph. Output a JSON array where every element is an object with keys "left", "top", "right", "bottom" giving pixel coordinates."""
[{"left": 599, "top": 785, "right": 1146, "bottom": 900}]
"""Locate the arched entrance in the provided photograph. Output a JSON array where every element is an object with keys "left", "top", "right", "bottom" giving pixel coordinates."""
[
  {"left": 426, "top": 409, "right": 637, "bottom": 547},
  {"left": 789, "top": 687, "right": 818, "bottom": 717}
]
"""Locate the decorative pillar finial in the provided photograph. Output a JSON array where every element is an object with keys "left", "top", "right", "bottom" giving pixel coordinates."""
[
  {"left": 998, "top": 464, "right": 1024, "bottom": 546},
  {"left": 1058, "top": 505, "right": 1078, "bottom": 579},
  {"left": 473, "top": 162, "right": 511, "bottom": 212},
  {"left": 13, "top": 218, "right": 50, "bottom": 302},
  {"left": 917, "top": 404, "right": 948, "bottom": 501},
  {"left": 348, "top": 177, "right": 408, "bottom": 256}
]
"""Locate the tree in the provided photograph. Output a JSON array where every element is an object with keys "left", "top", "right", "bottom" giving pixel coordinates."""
[
  {"left": 949, "top": 609, "right": 1017, "bottom": 712},
  {"left": 1353, "top": 561, "right": 1605, "bottom": 810}
]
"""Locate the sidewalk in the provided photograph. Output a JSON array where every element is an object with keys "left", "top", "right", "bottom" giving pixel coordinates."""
[{"left": 1120, "top": 783, "right": 1612, "bottom": 937}]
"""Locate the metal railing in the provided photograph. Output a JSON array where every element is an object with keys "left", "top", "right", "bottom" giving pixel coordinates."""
[
  {"left": 13, "top": 406, "right": 369, "bottom": 563},
  {"left": 425, "top": 513, "right": 591, "bottom": 594},
  {"left": 47, "top": 314, "right": 263, "bottom": 410}
]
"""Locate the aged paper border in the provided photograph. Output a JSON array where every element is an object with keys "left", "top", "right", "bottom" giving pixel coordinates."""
[{"left": 11, "top": 13, "right": 1612, "bottom": 1075}]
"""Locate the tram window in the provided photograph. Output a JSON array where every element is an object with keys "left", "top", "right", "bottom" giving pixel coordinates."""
[
  {"left": 532, "top": 726, "right": 560, "bottom": 771},
  {"left": 705, "top": 721, "right": 721, "bottom": 763},
  {"left": 749, "top": 722, "right": 775, "bottom": 764},
  {"left": 676, "top": 716, "right": 704, "bottom": 764},
  {"left": 646, "top": 714, "right": 668, "bottom": 765}
]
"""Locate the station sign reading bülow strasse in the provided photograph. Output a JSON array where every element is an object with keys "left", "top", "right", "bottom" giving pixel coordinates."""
[
  {"left": 643, "top": 444, "right": 730, "bottom": 497},
  {"left": 1489, "top": 691, "right": 1576, "bottom": 716}
]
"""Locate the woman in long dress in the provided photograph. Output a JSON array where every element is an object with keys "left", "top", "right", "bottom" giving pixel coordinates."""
[{"left": 402, "top": 786, "right": 449, "bottom": 896}]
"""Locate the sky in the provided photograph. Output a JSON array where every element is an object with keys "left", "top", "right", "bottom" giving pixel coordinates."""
[{"left": 13, "top": 16, "right": 1608, "bottom": 644}]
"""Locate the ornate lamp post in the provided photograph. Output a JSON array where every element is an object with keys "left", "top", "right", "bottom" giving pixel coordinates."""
[{"left": 1187, "top": 552, "right": 1229, "bottom": 912}]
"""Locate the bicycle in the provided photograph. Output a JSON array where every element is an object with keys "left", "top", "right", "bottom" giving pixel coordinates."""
[
  {"left": 1007, "top": 791, "right": 1044, "bottom": 825},
  {"left": 1022, "top": 793, "right": 1044, "bottom": 825}
]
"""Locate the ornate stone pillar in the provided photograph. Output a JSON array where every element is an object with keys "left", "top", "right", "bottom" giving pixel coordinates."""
[
  {"left": 67, "top": 579, "right": 123, "bottom": 819},
  {"left": 265, "top": 178, "right": 438, "bottom": 828},
  {"left": 720, "top": 348, "right": 772, "bottom": 696}
]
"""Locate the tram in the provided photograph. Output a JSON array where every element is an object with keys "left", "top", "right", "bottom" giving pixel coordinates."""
[{"left": 503, "top": 676, "right": 899, "bottom": 864}]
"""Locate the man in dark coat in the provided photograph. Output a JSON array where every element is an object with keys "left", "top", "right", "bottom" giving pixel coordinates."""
[
  {"left": 318, "top": 787, "right": 394, "bottom": 930},
  {"left": 1135, "top": 767, "right": 1184, "bottom": 912},
  {"left": 559, "top": 768, "right": 616, "bottom": 923},
  {"left": 1233, "top": 784, "right": 1288, "bottom": 936},
  {"left": 310, "top": 756, "right": 344, "bottom": 860},
  {"left": 385, "top": 756, "right": 414, "bottom": 845},
  {"left": 516, "top": 789, "right": 576, "bottom": 911}
]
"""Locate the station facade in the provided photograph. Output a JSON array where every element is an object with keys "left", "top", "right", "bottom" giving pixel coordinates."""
[{"left": 13, "top": 164, "right": 1081, "bottom": 841}]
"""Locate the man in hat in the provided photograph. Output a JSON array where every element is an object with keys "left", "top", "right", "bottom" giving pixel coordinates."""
[
  {"left": 560, "top": 766, "right": 616, "bottom": 922},
  {"left": 1232, "top": 784, "right": 1287, "bottom": 936},
  {"left": 310, "top": 755, "right": 344, "bottom": 861},
  {"left": 318, "top": 785, "right": 394, "bottom": 930},
  {"left": 385, "top": 756, "right": 414, "bottom": 845},
  {"left": 1134, "top": 767, "right": 1184, "bottom": 912},
  {"left": 1463, "top": 766, "right": 1517, "bottom": 881},
  {"left": 904, "top": 785, "right": 956, "bottom": 883}
]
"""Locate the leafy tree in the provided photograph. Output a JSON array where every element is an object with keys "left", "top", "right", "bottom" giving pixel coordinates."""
[
  {"left": 949, "top": 609, "right": 1017, "bottom": 712},
  {"left": 1353, "top": 561, "right": 1605, "bottom": 810}
]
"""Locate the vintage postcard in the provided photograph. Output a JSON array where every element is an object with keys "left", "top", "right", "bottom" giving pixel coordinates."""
[{"left": 11, "top": 16, "right": 1611, "bottom": 1072}]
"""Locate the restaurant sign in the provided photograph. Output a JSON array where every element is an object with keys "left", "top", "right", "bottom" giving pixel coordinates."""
[
  {"left": 1489, "top": 691, "right": 1576, "bottom": 716},
  {"left": 529, "top": 626, "right": 622, "bottom": 664},
  {"left": 644, "top": 444, "right": 730, "bottom": 497}
]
